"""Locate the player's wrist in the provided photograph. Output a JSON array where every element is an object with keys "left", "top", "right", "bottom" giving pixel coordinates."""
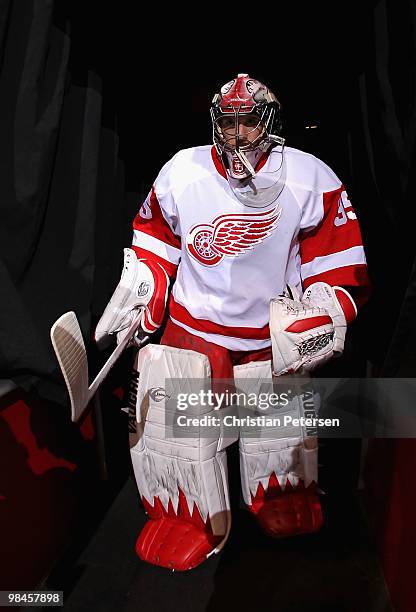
[
  {"left": 331, "top": 286, "right": 357, "bottom": 324},
  {"left": 302, "top": 283, "right": 357, "bottom": 326}
]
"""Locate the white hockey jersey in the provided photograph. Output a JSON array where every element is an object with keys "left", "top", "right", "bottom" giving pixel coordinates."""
[{"left": 132, "top": 145, "right": 369, "bottom": 351}]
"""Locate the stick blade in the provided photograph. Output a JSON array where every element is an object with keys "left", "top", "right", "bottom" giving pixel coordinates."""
[{"left": 50, "top": 311, "right": 89, "bottom": 422}]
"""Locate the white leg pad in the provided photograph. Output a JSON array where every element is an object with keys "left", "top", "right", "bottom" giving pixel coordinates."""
[
  {"left": 233, "top": 360, "right": 318, "bottom": 505},
  {"left": 129, "top": 344, "right": 234, "bottom": 542}
]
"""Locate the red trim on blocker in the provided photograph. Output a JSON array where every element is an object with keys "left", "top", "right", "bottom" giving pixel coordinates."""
[
  {"left": 302, "top": 264, "right": 370, "bottom": 291},
  {"left": 169, "top": 294, "right": 270, "bottom": 340},
  {"left": 134, "top": 188, "right": 181, "bottom": 250},
  {"left": 285, "top": 315, "right": 332, "bottom": 333}
]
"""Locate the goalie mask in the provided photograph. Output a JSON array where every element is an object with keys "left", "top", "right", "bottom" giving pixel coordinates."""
[{"left": 211, "top": 73, "right": 286, "bottom": 208}]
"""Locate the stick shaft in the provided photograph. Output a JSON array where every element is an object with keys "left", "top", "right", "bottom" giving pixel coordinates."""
[{"left": 87, "top": 312, "right": 143, "bottom": 398}]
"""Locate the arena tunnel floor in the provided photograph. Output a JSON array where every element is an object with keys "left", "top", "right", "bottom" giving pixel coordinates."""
[{"left": 42, "top": 443, "right": 393, "bottom": 612}]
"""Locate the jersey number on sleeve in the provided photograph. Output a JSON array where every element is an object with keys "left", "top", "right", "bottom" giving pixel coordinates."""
[
  {"left": 334, "top": 191, "right": 357, "bottom": 227},
  {"left": 139, "top": 198, "right": 152, "bottom": 220}
]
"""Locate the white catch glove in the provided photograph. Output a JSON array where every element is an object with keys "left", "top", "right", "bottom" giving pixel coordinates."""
[
  {"left": 270, "top": 282, "right": 357, "bottom": 376},
  {"left": 95, "top": 248, "right": 169, "bottom": 346}
]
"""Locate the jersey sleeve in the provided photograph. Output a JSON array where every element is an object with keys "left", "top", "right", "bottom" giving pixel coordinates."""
[
  {"left": 299, "top": 183, "right": 370, "bottom": 304},
  {"left": 131, "top": 161, "right": 181, "bottom": 278}
]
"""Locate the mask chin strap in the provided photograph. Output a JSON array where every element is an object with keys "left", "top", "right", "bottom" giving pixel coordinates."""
[{"left": 235, "top": 149, "right": 256, "bottom": 178}]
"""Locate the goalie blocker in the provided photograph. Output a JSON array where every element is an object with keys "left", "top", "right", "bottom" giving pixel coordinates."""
[{"left": 95, "top": 248, "right": 171, "bottom": 346}]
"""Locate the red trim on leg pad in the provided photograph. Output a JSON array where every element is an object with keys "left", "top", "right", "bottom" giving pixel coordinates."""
[
  {"left": 136, "top": 489, "right": 222, "bottom": 571},
  {"left": 136, "top": 517, "right": 222, "bottom": 571},
  {"left": 248, "top": 474, "right": 323, "bottom": 538}
]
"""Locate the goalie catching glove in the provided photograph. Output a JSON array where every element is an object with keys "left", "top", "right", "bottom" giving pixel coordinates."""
[
  {"left": 95, "top": 248, "right": 170, "bottom": 346},
  {"left": 270, "top": 282, "right": 357, "bottom": 376}
]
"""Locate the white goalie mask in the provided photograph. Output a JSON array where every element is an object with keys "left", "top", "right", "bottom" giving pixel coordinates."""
[{"left": 211, "top": 73, "right": 286, "bottom": 208}]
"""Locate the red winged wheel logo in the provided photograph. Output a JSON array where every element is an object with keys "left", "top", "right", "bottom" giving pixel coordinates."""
[{"left": 186, "top": 205, "right": 282, "bottom": 266}]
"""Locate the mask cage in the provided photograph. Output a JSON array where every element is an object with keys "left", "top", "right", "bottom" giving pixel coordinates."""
[{"left": 211, "top": 100, "right": 283, "bottom": 157}]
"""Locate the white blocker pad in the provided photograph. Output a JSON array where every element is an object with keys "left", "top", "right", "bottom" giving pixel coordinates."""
[
  {"left": 129, "top": 344, "right": 237, "bottom": 544},
  {"left": 233, "top": 360, "right": 319, "bottom": 506}
]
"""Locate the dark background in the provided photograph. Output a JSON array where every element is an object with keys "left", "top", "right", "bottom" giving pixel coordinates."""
[
  {"left": 2, "top": 0, "right": 415, "bottom": 397},
  {"left": 0, "top": 1, "right": 416, "bottom": 608}
]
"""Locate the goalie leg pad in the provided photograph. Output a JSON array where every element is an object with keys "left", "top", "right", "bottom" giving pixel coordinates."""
[
  {"left": 129, "top": 344, "right": 235, "bottom": 571},
  {"left": 234, "top": 360, "right": 323, "bottom": 537}
]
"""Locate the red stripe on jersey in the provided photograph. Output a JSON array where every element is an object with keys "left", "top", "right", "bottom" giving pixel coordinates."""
[
  {"left": 169, "top": 294, "right": 271, "bottom": 340},
  {"left": 211, "top": 147, "right": 227, "bottom": 179},
  {"left": 131, "top": 246, "right": 178, "bottom": 278},
  {"left": 255, "top": 152, "right": 270, "bottom": 172},
  {"left": 303, "top": 264, "right": 371, "bottom": 307},
  {"left": 133, "top": 188, "right": 181, "bottom": 250},
  {"left": 300, "top": 186, "right": 364, "bottom": 264},
  {"left": 285, "top": 316, "right": 332, "bottom": 333}
]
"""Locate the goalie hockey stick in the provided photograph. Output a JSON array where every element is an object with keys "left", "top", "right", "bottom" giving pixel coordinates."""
[{"left": 50, "top": 308, "right": 146, "bottom": 422}]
